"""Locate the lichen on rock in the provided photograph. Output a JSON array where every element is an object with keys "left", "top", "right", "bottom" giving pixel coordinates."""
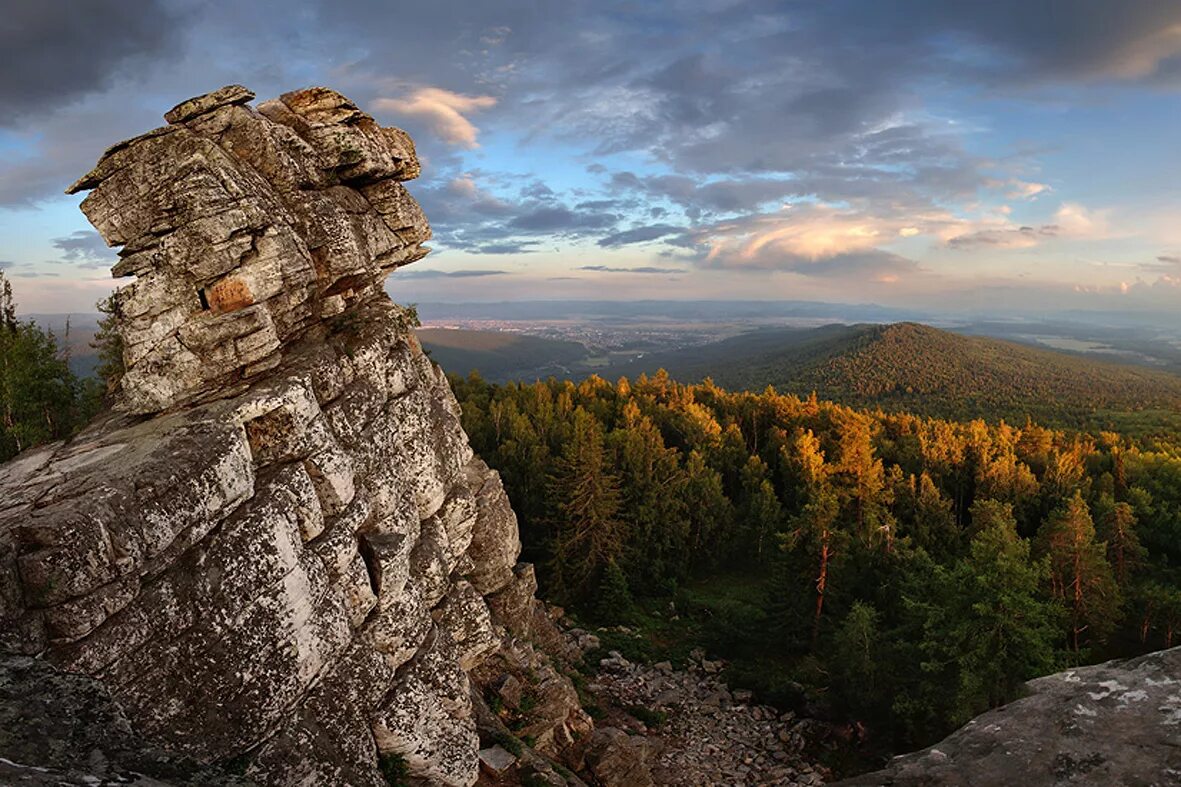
[{"left": 0, "top": 85, "right": 585, "bottom": 787}]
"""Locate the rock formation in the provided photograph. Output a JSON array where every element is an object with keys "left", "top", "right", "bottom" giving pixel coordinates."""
[
  {"left": 0, "top": 86, "right": 586, "bottom": 786},
  {"left": 833, "top": 646, "right": 1181, "bottom": 787}
]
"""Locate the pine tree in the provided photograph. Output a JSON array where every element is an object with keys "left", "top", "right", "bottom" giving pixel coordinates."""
[
  {"left": 1094, "top": 496, "right": 1145, "bottom": 587},
  {"left": 592, "top": 560, "right": 637, "bottom": 625},
  {"left": 739, "top": 455, "right": 783, "bottom": 560},
  {"left": 1037, "top": 491, "right": 1120, "bottom": 653},
  {"left": 0, "top": 272, "right": 85, "bottom": 460},
  {"left": 545, "top": 408, "right": 625, "bottom": 603}
]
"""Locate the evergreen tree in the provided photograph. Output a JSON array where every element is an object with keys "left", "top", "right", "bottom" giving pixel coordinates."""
[
  {"left": 0, "top": 272, "right": 86, "bottom": 460},
  {"left": 592, "top": 559, "right": 637, "bottom": 625},
  {"left": 1037, "top": 491, "right": 1121, "bottom": 652},
  {"left": 924, "top": 501, "right": 1060, "bottom": 720},
  {"left": 1094, "top": 495, "right": 1145, "bottom": 587},
  {"left": 739, "top": 455, "right": 783, "bottom": 560},
  {"left": 545, "top": 408, "right": 625, "bottom": 603}
]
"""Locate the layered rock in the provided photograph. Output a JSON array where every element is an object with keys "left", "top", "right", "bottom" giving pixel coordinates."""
[
  {"left": 66, "top": 84, "right": 427, "bottom": 415},
  {"left": 0, "top": 86, "right": 575, "bottom": 787},
  {"left": 834, "top": 646, "right": 1181, "bottom": 787}
]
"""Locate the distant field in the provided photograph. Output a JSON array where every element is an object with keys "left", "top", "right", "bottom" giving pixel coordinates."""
[{"left": 416, "top": 328, "right": 590, "bottom": 382}]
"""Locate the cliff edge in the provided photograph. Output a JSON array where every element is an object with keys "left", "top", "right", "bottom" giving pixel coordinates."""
[
  {"left": 834, "top": 646, "right": 1181, "bottom": 786},
  {"left": 0, "top": 86, "right": 587, "bottom": 786}
]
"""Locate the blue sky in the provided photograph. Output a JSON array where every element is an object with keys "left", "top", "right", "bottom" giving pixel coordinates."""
[{"left": 2, "top": 0, "right": 1181, "bottom": 315}]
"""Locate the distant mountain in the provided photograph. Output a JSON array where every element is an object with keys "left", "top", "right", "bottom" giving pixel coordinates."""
[
  {"left": 607, "top": 322, "right": 1181, "bottom": 426},
  {"left": 417, "top": 328, "right": 589, "bottom": 382}
]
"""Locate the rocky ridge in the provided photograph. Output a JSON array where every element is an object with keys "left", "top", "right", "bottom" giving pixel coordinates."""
[{"left": 0, "top": 85, "right": 586, "bottom": 787}]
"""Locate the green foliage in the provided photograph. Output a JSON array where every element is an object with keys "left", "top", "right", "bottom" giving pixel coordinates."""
[
  {"left": 451, "top": 366, "right": 1181, "bottom": 756},
  {"left": 607, "top": 321, "right": 1181, "bottom": 433},
  {"left": 377, "top": 753, "right": 410, "bottom": 786},
  {"left": 626, "top": 704, "right": 668, "bottom": 727},
  {"left": 0, "top": 271, "right": 97, "bottom": 460},
  {"left": 1036, "top": 491, "right": 1121, "bottom": 653},
  {"left": 546, "top": 408, "right": 626, "bottom": 604},
  {"left": 90, "top": 293, "right": 124, "bottom": 401},
  {"left": 592, "top": 560, "right": 638, "bottom": 625}
]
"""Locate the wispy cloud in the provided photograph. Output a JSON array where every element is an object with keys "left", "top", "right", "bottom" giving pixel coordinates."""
[
  {"left": 597, "top": 224, "right": 683, "bottom": 248},
  {"left": 579, "top": 265, "right": 686, "bottom": 274},
  {"left": 373, "top": 87, "right": 497, "bottom": 148},
  {"left": 395, "top": 268, "right": 509, "bottom": 279}
]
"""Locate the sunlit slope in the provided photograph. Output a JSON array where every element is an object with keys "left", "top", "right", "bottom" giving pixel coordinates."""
[{"left": 611, "top": 322, "right": 1181, "bottom": 425}]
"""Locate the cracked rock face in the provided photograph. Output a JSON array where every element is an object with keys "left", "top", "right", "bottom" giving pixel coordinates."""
[
  {"left": 67, "top": 84, "right": 429, "bottom": 415},
  {"left": 833, "top": 646, "right": 1181, "bottom": 787},
  {"left": 0, "top": 86, "right": 542, "bottom": 787}
]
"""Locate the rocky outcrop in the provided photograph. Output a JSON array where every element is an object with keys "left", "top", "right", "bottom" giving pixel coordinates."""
[
  {"left": 65, "top": 84, "right": 427, "bottom": 415},
  {"left": 834, "top": 647, "right": 1181, "bottom": 787},
  {"left": 0, "top": 86, "right": 574, "bottom": 787},
  {"left": 0, "top": 654, "right": 249, "bottom": 786}
]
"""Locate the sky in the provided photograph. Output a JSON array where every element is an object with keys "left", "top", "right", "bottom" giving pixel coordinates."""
[{"left": 2, "top": 0, "right": 1181, "bottom": 316}]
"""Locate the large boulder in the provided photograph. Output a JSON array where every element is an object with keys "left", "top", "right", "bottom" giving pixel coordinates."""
[{"left": 834, "top": 647, "right": 1181, "bottom": 787}]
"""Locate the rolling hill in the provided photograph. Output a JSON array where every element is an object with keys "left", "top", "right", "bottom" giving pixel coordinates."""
[
  {"left": 416, "top": 328, "right": 590, "bottom": 382},
  {"left": 607, "top": 322, "right": 1181, "bottom": 428}
]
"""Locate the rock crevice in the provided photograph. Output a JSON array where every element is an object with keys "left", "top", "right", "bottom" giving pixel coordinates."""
[{"left": 0, "top": 85, "right": 581, "bottom": 787}]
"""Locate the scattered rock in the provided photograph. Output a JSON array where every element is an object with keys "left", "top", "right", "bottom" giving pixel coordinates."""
[
  {"left": 478, "top": 745, "right": 517, "bottom": 776},
  {"left": 586, "top": 727, "right": 655, "bottom": 787}
]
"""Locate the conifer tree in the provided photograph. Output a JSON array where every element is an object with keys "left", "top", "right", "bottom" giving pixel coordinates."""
[
  {"left": 546, "top": 408, "right": 625, "bottom": 602},
  {"left": 1094, "top": 496, "right": 1145, "bottom": 587},
  {"left": 1037, "top": 491, "right": 1120, "bottom": 652}
]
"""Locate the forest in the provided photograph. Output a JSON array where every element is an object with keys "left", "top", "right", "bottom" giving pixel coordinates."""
[
  {"left": 608, "top": 321, "right": 1181, "bottom": 434},
  {"left": 449, "top": 368, "right": 1181, "bottom": 761},
  {"left": 0, "top": 272, "right": 115, "bottom": 462}
]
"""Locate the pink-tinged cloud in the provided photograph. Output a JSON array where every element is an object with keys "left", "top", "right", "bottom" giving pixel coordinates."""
[
  {"left": 1006, "top": 180, "right": 1050, "bottom": 199},
  {"left": 374, "top": 87, "right": 497, "bottom": 148},
  {"left": 691, "top": 205, "right": 955, "bottom": 265},
  {"left": 947, "top": 202, "right": 1113, "bottom": 249}
]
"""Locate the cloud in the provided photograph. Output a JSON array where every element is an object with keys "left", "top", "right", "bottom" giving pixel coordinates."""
[
  {"left": 52, "top": 230, "right": 111, "bottom": 262},
  {"left": 947, "top": 202, "right": 1111, "bottom": 249},
  {"left": 1139, "top": 254, "right": 1181, "bottom": 273},
  {"left": 1004, "top": 179, "right": 1050, "bottom": 199},
  {"left": 694, "top": 205, "right": 911, "bottom": 262},
  {"left": 0, "top": 260, "right": 12, "bottom": 270},
  {"left": 670, "top": 206, "right": 926, "bottom": 280},
  {"left": 466, "top": 242, "right": 540, "bottom": 255},
  {"left": 597, "top": 224, "right": 682, "bottom": 248},
  {"left": 578, "top": 265, "right": 686, "bottom": 274},
  {"left": 948, "top": 225, "right": 1057, "bottom": 249},
  {"left": 2, "top": 0, "right": 1180, "bottom": 303},
  {"left": 373, "top": 87, "right": 497, "bottom": 148},
  {"left": 0, "top": 0, "right": 181, "bottom": 126},
  {"left": 508, "top": 206, "right": 617, "bottom": 233},
  {"left": 1052, "top": 201, "right": 1111, "bottom": 237},
  {"left": 395, "top": 268, "right": 509, "bottom": 279}
]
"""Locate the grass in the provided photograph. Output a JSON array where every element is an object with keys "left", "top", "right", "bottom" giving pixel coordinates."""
[
  {"left": 378, "top": 753, "right": 410, "bottom": 786},
  {"left": 626, "top": 705, "right": 668, "bottom": 727},
  {"left": 491, "top": 731, "right": 524, "bottom": 757}
]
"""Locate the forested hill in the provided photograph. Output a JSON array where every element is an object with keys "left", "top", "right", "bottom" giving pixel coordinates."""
[
  {"left": 450, "top": 370, "right": 1181, "bottom": 769},
  {"left": 609, "top": 322, "right": 1181, "bottom": 428}
]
